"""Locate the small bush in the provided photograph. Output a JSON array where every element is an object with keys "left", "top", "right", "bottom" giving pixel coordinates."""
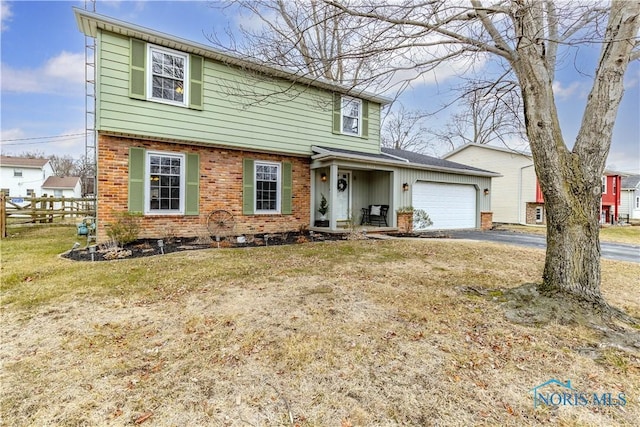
[{"left": 106, "top": 212, "right": 141, "bottom": 246}]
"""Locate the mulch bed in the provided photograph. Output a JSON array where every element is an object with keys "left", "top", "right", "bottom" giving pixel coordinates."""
[{"left": 63, "top": 231, "right": 346, "bottom": 262}]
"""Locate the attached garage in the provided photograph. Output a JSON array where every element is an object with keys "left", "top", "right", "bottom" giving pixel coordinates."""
[{"left": 412, "top": 181, "right": 477, "bottom": 230}]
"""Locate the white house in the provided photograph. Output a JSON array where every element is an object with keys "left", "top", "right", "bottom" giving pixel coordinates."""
[
  {"left": 42, "top": 176, "right": 83, "bottom": 199},
  {"left": 443, "top": 144, "right": 537, "bottom": 224},
  {"left": 444, "top": 143, "right": 626, "bottom": 225},
  {"left": 621, "top": 175, "right": 640, "bottom": 221},
  {"left": 0, "top": 156, "right": 54, "bottom": 198}
]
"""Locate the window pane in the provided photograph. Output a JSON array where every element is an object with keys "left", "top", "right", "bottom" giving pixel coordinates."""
[
  {"left": 148, "top": 154, "right": 182, "bottom": 212},
  {"left": 255, "top": 163, "right": 279, "bottom": 212},
  {"left": 343, "top": 117, "right": 359, "bottom": 134},
  {"left": 150, "top": 48, "right": 186, "bottom": 103}
]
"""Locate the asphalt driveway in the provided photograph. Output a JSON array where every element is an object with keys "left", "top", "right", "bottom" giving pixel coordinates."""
[{"left": 447, "top": 230, "right": 640, "bottom": 263}]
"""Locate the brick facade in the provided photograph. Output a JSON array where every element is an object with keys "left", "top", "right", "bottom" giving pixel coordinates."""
[
  {"left": 525, "top": 202, "right": 546, "bottom": 225},
  {"left": 397, "top": 212, "right": 413, "bottom": 233},
  {"left": 96, "top": 133, "right": 310, "bottom": 241},
  {"left": 480, "top": 211, "right": 493, "bottom": 230}
]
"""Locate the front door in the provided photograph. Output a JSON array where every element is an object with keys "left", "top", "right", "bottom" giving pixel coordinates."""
[{"left": 336, "top": 171, "right": 351, "bottom": 221}]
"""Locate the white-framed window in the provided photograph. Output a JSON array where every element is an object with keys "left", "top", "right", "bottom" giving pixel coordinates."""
[
  {"left": 145, "top": 151, "right": 185, "bottom": 215},
  {"left": 341, "top": 96, "right": 362, "bottom": 136},
  {"left": 601, "top": 176, "right": 607, "bottom": 194},
  {"left": 1, "top": 188, "right": 9, "bottom": 196},
  {"left": 13, "top": 169, "right": 22, "bottom": 177},
  {"left": 535, "top": 206, "right": 544, "bottom": 223},
  {"left": 255, "top": 161, "right": 281, "bottom": 213},
  {"left": 636, "top": 196, "right": 639, "bottom": 209},
  {"left": 148, "top": 44, "right": 188, "bottom": 106},
  {"left": 26, "top": 189, "right": 35, "bottom": 196}
]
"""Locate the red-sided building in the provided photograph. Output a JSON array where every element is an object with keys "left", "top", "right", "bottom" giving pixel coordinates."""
[{"left": 534, "top": 172, "right": 623, "bottom": 224}]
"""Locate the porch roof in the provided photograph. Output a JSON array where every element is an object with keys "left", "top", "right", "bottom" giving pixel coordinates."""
[{"left": 312, "top": 146, "right": 501, "bottom": 177}]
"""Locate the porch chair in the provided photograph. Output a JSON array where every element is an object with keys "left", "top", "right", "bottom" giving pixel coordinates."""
[{"left": 360, "top": 205, "right": 389, "bottom": 226}]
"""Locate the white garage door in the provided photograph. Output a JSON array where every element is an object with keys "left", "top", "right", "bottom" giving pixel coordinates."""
[{"left": 412, "top": 182, "right": 477, "bottom": 230}]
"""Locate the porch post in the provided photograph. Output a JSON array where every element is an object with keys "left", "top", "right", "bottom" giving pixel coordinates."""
[{"left": 329, "top": 164, "right": 339, "bottom": 231}]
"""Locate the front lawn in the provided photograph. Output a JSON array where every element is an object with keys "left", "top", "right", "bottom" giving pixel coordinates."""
[{"left": 1, "top": 226, "right": 639, "bottom": 426}]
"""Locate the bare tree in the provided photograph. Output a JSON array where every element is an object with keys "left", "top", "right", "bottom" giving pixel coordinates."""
[
  {"left": 381, "top": 105, "right": 435, "bottom": 153},
  {"left": 313, "top": 0, "right": 639, "bottom": 306},
  {"left": 429, "top": 82, "right": 527, "bottom": 151},
  {"left": 209, "top": 0, "right": 401, "bottom": 88},
  {"left": 48, "top": 155, "right": 77, "bottom": 177},
  {"left": 15, "top": 150, "right": 46, "bottom": 159}
]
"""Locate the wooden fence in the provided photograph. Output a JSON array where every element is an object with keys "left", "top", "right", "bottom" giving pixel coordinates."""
[{"left": 0, "top": 194, "right": 96, "bottom": 238}]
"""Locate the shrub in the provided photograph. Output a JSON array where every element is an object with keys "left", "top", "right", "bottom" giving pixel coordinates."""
[{"left": 106, "top": 212, "right": 141, "bottom": 246}]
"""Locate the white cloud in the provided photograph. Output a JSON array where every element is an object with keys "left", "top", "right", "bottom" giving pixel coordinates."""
[
  {"left": 0, "top": 127, "right": 25, "bottom": 142},
  {"left": 552, "top": 81, "right": 582, "bottom": 101},
  {"left": 1, "top": 51, "right": 85, "bottom": 95},
  {"left": 1, "top": 2, "right": 12, "bottom": 32}
]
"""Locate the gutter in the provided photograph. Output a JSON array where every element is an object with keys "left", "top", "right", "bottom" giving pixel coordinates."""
[{"left": 311, "top": 146, "right": 501, "bottom": 178}]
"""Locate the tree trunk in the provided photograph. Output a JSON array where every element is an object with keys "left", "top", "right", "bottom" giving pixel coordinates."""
[{"left": 510, "top": 0, "right": 639, "bottom": 305}]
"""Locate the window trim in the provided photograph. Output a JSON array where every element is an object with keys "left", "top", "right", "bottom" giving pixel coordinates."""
[
  {"left": 340, "top": 95, "right": 362, "bottom": 137},
  {"left": 535, "top": 206, "right": 544, "bottom": 223},
  {"left": 144, "top": 150, "right": 186, "bottom": 215},
  {"left": 146, "top": 44, "right": 189, "bottom": 107},
  {"left": 254, "top": 160, "right": 281, "bottom": 214}
]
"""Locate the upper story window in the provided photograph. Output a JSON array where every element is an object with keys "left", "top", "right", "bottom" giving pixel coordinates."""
[
  {"left": 332, "top": 94, "right": 369, "bottom": 139},
  {"left": 148, "top": 45, "right": 188, "bottom": 106},
  {"left": 341, "top": 96, "right": 362, "bottom": 136},
  {"left": 129, "top": 38, "right": 203, "bottom": 110},
  {"left": 145, "top": 151, "right": 185, "bottom": 215},
  {"left": 13, "top": 169, "right": 22, "bottom": 177},
  {"left": 601, "top": 176, "right": 607, "bottom": 194}
]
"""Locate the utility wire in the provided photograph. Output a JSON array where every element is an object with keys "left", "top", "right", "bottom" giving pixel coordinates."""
[
  {"left": 1, "top": 134, "right": 86, "bottom": 146},
  {"left": 0, "top": 133, "right": 86, "bottom": 142}
]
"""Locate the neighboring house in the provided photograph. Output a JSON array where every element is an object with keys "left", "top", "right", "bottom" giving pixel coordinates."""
[
  {"left": 0, "top": 156, "right": 54, "bottom": 198},
  {"left": 620, "top": 175, "right": 640, "bottom": 221},
  {"left": 444, "top": 143, "right": 623, "bottom": 225},
  {"left": 75, "top": 9, "right": 499, "bottom": 240},
  {"left": 42, "top": 176, "right": 83, "bottom": 199},
  {"left": 443, "top": 144, "right": 538, "bottom": 224}
]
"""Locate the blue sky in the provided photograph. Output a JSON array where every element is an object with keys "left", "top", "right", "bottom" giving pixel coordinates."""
[{"left": 1, "top": 0, "right": 639, "bottom": 174}]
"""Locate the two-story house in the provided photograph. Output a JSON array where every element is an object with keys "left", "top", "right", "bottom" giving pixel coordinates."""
[
  {"left": 0, "top": 156, "right": 54, "bottom": 198},
  {"left": 444, "top": 143, "right": 624, "bottom": 225},
  {"left": 621, "top": 175, "right": 640, "bottom": 221},
  {"left": 75, "top": 9, "right": 499, "bottom": 240}
]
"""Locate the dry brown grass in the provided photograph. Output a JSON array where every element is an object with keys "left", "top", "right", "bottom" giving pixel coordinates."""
[
  {"left": 496, "top": 223, "right": 640, "bottom": 245},
  {"left": 1, "top": 228, "right": 639, "bottom": 426}
]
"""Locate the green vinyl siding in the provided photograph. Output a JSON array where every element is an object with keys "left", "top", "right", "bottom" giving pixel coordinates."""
[{"left": 97, "top": 32, "right": 382, "bottom": 156}]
